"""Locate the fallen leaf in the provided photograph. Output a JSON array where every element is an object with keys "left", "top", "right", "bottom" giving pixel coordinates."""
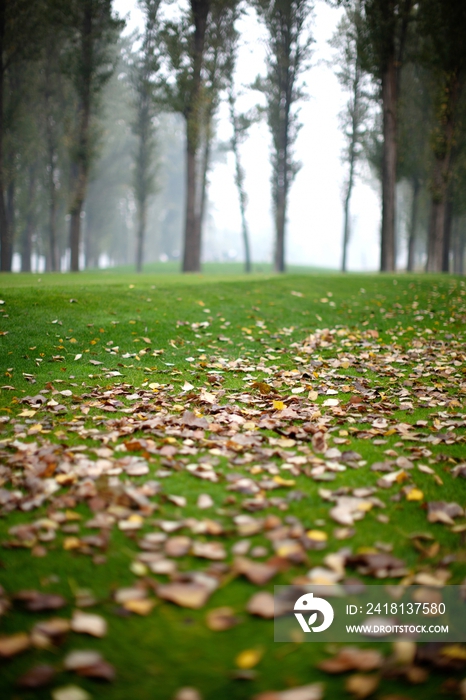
[
  {"left": 0, "top": 632, "right": 30, "bottom": 658},
  {"left": 16, "top": 664, "right": 56, "bottom": 688},
  {"left": 319, "top": 647, "right": 383, "bottom": 673},
  {"left": 247, "top": 591, "right": 275, "bottom": 619},
  {"left": 157, "top": 582, "right": 214, "bottom": 609},
  {"left": 52, "top": 686, "right": 91, "bottom": 700},
  {"left": 206, "top": 607, "right": 239, "bottom": 631},
  {"left": 253, "top": 683, "right": 324, "bottom": 700},
  {"left": 235, "top": 648, "right": 263, "bottom": 669},
  {"left": 71, "top": 610, "right": 107, "bottom": 637},
  {"left": 345, "top": 674, "right": 380, "bottom": 698}
]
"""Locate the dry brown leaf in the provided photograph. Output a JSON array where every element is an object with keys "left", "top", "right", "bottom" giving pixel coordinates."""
[
  {"left": 71, "top": 610, "right": 107, "bottom": 637},
  {"left": 319, "top": 647, "right": 383, "bottom": 674},
  {"left": 234, "top": 557, "right": 278, "bottom": 585},
  {"left": 157, "top": 582, "right": 213, "bottom": 609},
  {"left": 247, "top": 591, "right": 275, "bottom": 619},
  {"left": 16, "top": 664, "right": 56, "bottom": 688},
  {"left": 0, "top": 632, "right": 30, "bottom": 658},
  {"left": 345, "top": 673, "right": 380, "bottom": 698},
  {"left": 205, "top": 606, "right": 239, "bottom": 631},
  {"left": 253, "top": 683, "right": 324, "bottom": 700}
]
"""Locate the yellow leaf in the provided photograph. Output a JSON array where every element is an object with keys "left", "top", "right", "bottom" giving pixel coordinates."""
[
  {"left": 442, "top": 645, "right": 466, "bottom": 660},
  {"left": 63, "top": 537, "right": 81, "bottom": 550},
  {"left": 308, "top": 390, "right": 318, "bottom": 401},
  {"left": 130, "top": 561, "right": 148, "bottom": 576},
  {"left": 235, "top": 648, "right": 263, "bottom": 669},
  {"left": 357, "top": 501, "right": 373, "bottom": 512},
  {"left": 123, "top": 599, "right": 155, "bottom": 615},
  {"left": 273, "top": 476, "right": 295, "bottom": 487},
  {"left": 272, "top": 400, "right": 285, "bottom": 410},
  {"left": 18, "top": 409, "right": 36, "bottom": 418},
  {"left": 407, "top": 489, "right": 424, "bottom": 501},
  {"left": 306, "top": 530, "right": 328, "bottom": 542},
  {"left": 65, "top": 510, "right": 82, "bottom": 521}
]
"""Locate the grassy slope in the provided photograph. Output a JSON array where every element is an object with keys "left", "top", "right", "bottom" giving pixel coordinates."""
[{"left": 0, "top": 271, "right": 465, "bottom": 700}]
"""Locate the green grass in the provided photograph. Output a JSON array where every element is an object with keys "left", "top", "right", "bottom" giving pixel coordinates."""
[{"left": 0, "top": 270, "right": 465, "bottom": 700}]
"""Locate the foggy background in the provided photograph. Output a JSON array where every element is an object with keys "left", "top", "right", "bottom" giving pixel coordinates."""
[{"left": 97, "top": 0, "right": 382, "bottom": 272}]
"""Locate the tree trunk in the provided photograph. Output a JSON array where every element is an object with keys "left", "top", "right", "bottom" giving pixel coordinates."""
[
  {"left": 182, "top": 142, "right": 201, "bottom": 271},
  {"left": 274, "top": 98, "right": 290, "bottom": 274},
  {"left": 135, "top": 196, "right": 146, "bottom": 273},
  {"left": 182, "top": 0, "right": 210, "bottom": 273},
  {"left": 426, "top": 73, "right": 460, "bottom": 273},
  {"left": 458, "top": 223, "right": 465, "bottom": 275},
  {"left": 229, "top": 89, "right": 251, "bottom": 273},
  {"left": 452, "top": 217, "right": 460, "bottom": 274},
  {"left": 342, "top": 141, "right": 356, "bottom": 273},
  {"left": 380, "top": 53, "right": 397, "bottom": 272},
  {"left": 442, "top": 188, "right": 453, "bottom": 272},
  {"left": 49, "top": 176, "right": 59, "bottom": 271},
  {"left": 20, "top": 219, "right": 32, "bottom": 272},
  {"left": 407, "top": 177, "right": 419, "bottom": 272},
  {"left": 274, "top": 184, "right": 286, "bottom": 273},
  {"left": 194, "top": 105, "right": 215, "bottom": 257},
  {"left": 69, "top": 205, "right": 82, "bottom": 272},
  {"left": 0, "top": 6, "right": 10, "bottom": 272},
  {"left": 342, "top": 191, "right": 351, "bottom": 273},
  {"left": 68, "top": 4, "right": 92, "bottom": 272},
  {"left": 21, "top": 166, "right": 36, "bottom": 272},
  {"left": 44, "top": 45, "right": 60, "bottom": 272}
]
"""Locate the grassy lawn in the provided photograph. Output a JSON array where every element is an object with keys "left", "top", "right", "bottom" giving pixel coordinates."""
[{"left": 0, "top": 270, "right": 465, "bottom": 700}]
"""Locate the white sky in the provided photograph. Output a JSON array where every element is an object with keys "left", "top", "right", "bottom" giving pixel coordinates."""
[{"left": 113, "top": 0, "right": 381, "bottom": 270}]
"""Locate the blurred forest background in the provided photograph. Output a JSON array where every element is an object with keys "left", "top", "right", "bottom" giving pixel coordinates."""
[{"left": 0, "top": 0, "right": 465, "bottom": 275}]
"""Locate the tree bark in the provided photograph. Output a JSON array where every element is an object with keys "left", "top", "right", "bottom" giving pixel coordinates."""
[
  {"left": 406, "top": 177, "right": 419, "bottom": 272},
  {"left": 426, "top": 73, "right": 459, "bottom": 273},
  {"left": 68, "top": 3, "right": 92, "bottom": 272},
  {"left": 274, "top": 180, "right": 287, "bottom": 273},
  {"left": 182, "top": 142, "right": 201, "bottom": 271},
  {"left": 182, "top": 0, "right": 210, "bottom": 273},
  {"left": 380, "top": 53, "right": 397, "bottom": 272}
]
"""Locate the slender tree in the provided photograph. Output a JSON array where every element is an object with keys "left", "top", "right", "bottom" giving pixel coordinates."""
[
  {"left": 330, "top": 1, "right": 372, "bottom": 272},
  {"left": 397, "top": 62, "right": 431, "bottom": 271},
  {"left": 228, "top": 85, "right": 254, "bottom": 273},
  {"left": 161, "top": 1, "right": 210, "bottom": 272},
  {"left": 54, "top": 0, "right": 123, "bottom": 272},
  {"left": 162, "top": 0, "right": 239, "bottom": 272},
  {"left": 254, "top": 0, "right": 313, "bottom": 273},
  {"left": 130, "top": 1, "right": 161, "bottom": 273},
  {"left": 0, "top": 0, "right": 47, "bottom": 271},
  {"left": 417, "top": 0, "right": 466, "bottom": 272},
  {"left": 352, "top": 0, "right": 413, "bottom": 271}
]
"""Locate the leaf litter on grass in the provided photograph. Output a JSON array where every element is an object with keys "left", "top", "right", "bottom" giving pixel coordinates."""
[{"left": 0, "top": 284, "right": 466, "bottom": 697}]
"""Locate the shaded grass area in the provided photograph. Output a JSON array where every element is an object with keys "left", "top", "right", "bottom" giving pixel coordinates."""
[{"left": 0, "top": 271, "right": 465, "bottom": 699}]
